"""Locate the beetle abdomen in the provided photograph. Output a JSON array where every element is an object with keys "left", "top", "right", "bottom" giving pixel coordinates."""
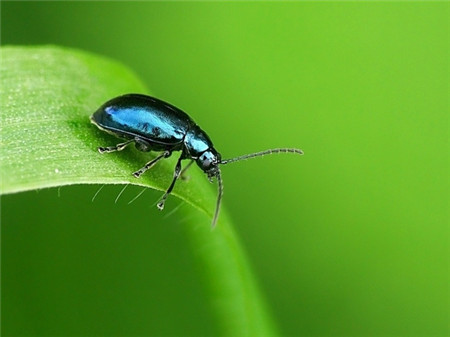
[{"left": 91, "top": 94, "right": 193, "bottom": 145}]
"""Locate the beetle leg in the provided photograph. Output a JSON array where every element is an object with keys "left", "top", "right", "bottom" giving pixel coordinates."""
[
  {"left": 157, "top": 154, "right": 183, "bottom": 210},
  {"left": 98, "top": 139, "right": 134, "bottom": 153},
  {"left": 134, "top": 137, "right": 152, "bottom": 152},
  {"left": 180, "top": 159, "right": 194, "bottom": 181},
  {"left": 133, "top": 150, "right": 171, "bottom": 178}
]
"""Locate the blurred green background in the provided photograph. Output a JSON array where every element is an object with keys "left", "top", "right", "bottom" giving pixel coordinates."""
[{"left": 2, "top": 2, "right": 448, "bottom": 336}]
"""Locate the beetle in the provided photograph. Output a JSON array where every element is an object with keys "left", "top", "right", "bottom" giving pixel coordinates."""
[{"left": 90, "top": 94, "right": 303, "bottom": 227}]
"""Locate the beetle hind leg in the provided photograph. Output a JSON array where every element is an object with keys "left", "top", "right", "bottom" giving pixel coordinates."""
[
  {"left": 134, "top": 137, "right": 153, "bottom": 152},
  {"left": 98, "top": 139, "right": 134, "bottom": 153}
]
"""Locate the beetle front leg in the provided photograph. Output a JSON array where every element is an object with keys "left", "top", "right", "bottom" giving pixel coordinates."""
[
  {"left": 157, "top": 154, "right": 183, "bottom": 210},
  {"left": 180, "top": 159, "right": 194, "bottom": 181},
  {"left": 98, "top": 139, "right": 134, "bottom": 153}
]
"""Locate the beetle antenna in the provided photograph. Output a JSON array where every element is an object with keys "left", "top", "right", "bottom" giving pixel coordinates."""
[
  {"left": 212, "top": 168, "right": 223, "bottom": 229},
  {"left": 220, "top": 148, "right": 303, "bottom": 165}
]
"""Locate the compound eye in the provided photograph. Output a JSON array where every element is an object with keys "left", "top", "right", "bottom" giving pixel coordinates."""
[
  {"left": 198, "top": 151, "right": 216, "bottom": 171},
  {"left": 201, "top": 156, "right": 211, "bottom": 169}
]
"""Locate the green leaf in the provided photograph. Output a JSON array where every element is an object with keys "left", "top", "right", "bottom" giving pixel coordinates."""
[{"left": 0, "top": 46, "right": 277, "bottom": 336}]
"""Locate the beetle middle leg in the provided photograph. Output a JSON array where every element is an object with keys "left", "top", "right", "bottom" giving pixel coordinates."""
[
  {"left": 98, "top": 139, "right": 134, "bottom": 153},
  {"left": 157, "top": 154, "right": 183, "bottom": 210},
  {"left": 133, "top": 150, "right": 171, "bottom": 178}
]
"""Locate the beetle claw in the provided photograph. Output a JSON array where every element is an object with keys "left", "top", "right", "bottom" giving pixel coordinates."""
[{"left": 157, "top": 200, "right": 165, "bottom": 210}]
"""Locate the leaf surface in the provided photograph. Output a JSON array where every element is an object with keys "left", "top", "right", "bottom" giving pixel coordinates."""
[{"left": 0, "top": 45, "right": 277, "bottom": 336}]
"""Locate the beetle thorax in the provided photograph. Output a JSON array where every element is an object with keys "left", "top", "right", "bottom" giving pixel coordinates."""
[
  {"left": 184, "top": 125, "right": 221, "bottom": 174},
  {"left": 184, "top": 125, "right": 213, "bottom": 157}
]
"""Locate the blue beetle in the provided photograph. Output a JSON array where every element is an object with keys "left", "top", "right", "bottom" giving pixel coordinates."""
[{"left": 91, "top": 94, "right": 303, "bottom": 227}]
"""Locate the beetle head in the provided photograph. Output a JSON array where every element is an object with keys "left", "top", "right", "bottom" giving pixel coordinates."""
[
  {"left": 195, "top": 148, "right": 223, "bottom": 228},
  {"left": 197, "top": 149, "right": 221, "bottom": 180}
]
